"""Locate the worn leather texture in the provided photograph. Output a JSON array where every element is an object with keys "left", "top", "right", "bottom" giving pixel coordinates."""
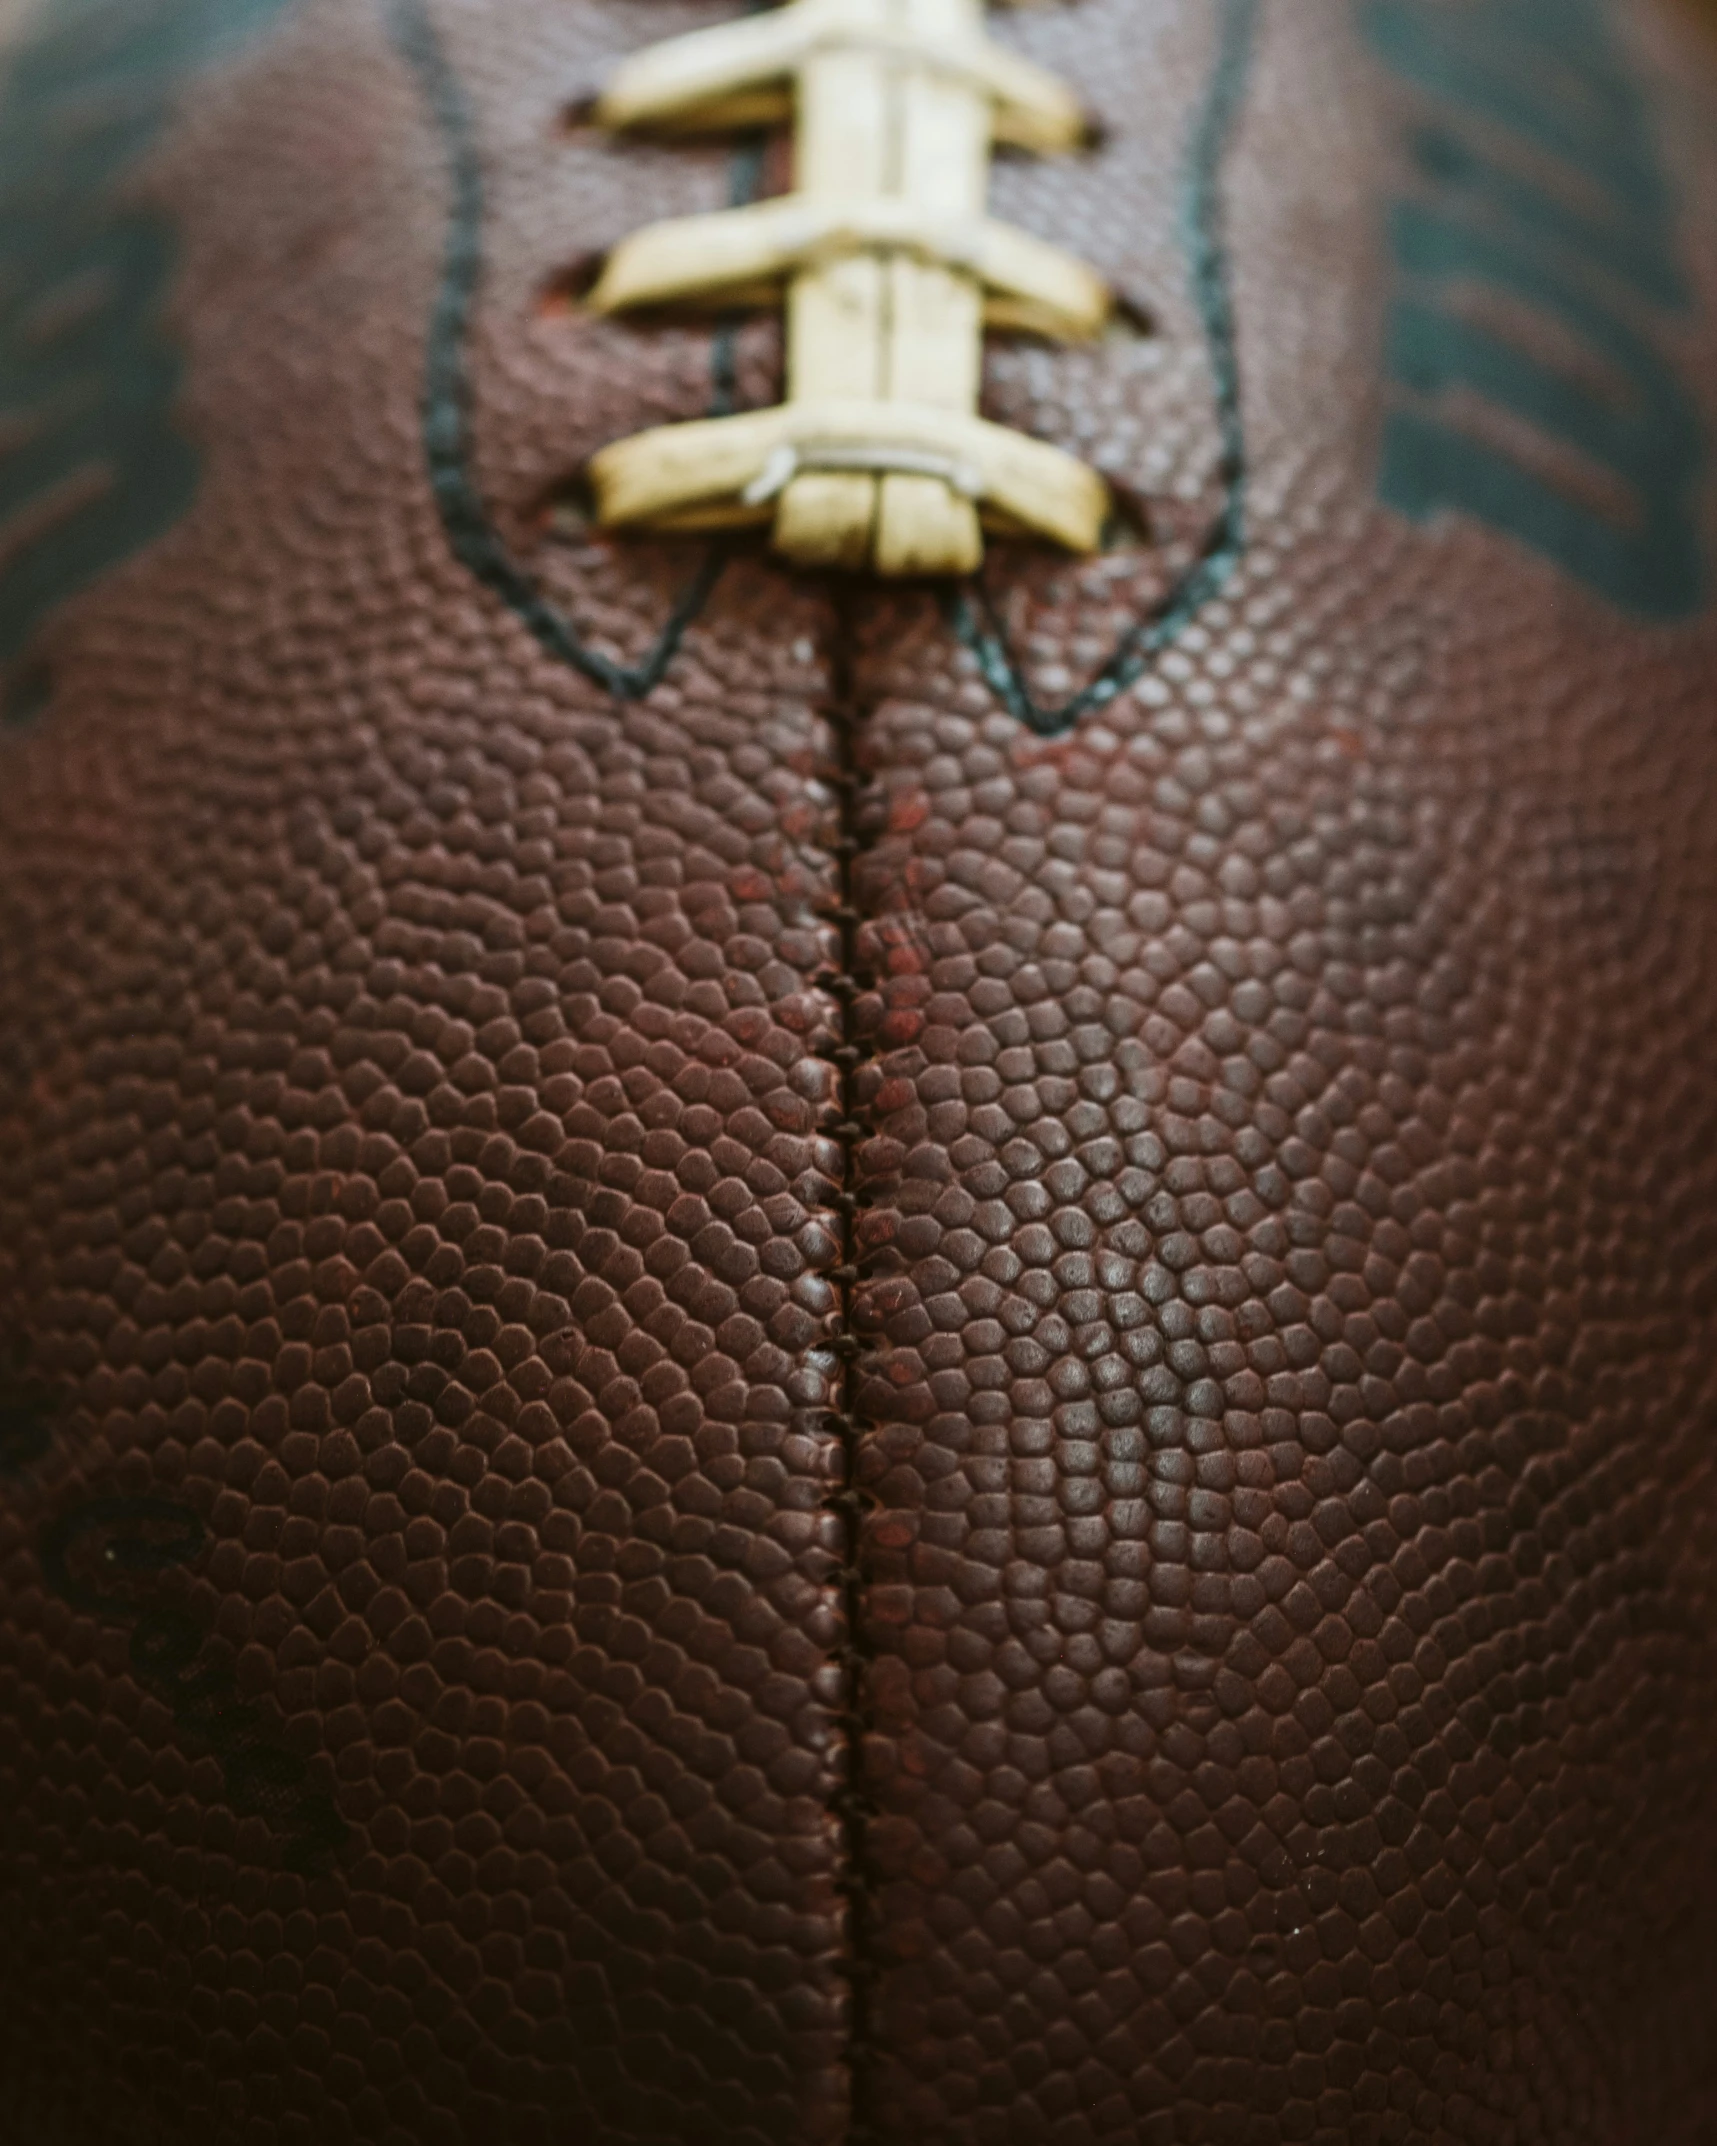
[{"left": 0, "top": 0, "right": 1714, "bottom": 2141}]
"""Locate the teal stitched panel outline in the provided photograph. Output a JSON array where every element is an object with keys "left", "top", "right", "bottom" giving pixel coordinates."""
[
  {"left": 0, "top": 0, "right": 297, "bottom": 722},
  {"left": 1363, "top": 0, "right": 1706, "bottom": 619}
]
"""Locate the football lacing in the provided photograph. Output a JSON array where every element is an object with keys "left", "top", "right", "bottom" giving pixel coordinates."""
[{"left": 587, "top": 0, "right": 1114, "bottom": 575}]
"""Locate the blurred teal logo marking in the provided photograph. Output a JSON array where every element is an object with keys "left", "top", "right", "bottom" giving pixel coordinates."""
[
  {"left": 1364, "top": 0, "right": 1705, "bottom": 618},
  {"left": 0, "top": 0, "right": 294, "bottom": 722}
]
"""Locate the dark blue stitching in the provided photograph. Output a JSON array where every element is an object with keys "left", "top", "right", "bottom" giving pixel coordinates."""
[
  {"left": 391, "top": 0, "right": 754, "bottom": 700},
  {"left": 392, "top": 0, "right": 1257, "bottom": 728},
  {"left": 946, "top": 0, "right": 1259, "bottom": 736}
]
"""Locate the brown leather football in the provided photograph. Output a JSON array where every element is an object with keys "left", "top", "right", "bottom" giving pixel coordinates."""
[{"left": 3, "top": 0, "right": 1717, "bottom": 2138}]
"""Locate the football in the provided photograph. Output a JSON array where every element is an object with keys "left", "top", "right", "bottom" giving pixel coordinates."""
[{"left": 2, "top": 0, "right": 1716, "bottom": 2138}]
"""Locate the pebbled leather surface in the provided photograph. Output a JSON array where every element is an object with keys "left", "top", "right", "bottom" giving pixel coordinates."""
[
  {"left": 841, "top": 7, "right": 1717, "bottom": 2137},
  {"left": 0, "top": 0, "right": 1714, "bottom": 2142},
  {"left": 0, "top": 2, "right": 851, "bottom": 2139}
]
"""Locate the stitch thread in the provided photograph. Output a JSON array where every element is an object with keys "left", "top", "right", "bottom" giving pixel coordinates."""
[
  {"left": 391, "top": 0, "right": 747, "bottom": 699},
  {"left": 395, "top": 0, "right": 1257, "bottom": 728},
  {"left": 945, "top": 0, "right": 1259, "bottom": 736},
  {"left": 816, "top": 601, "right": 886, "bottom": 2137},
  {"left": 589, "top": 0, "right": 1108, "bottom": 574}
]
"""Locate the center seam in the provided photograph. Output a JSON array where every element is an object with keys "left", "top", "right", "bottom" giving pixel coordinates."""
[{"left": 816, "top": 592, "right": 884, "bottom": 2143}]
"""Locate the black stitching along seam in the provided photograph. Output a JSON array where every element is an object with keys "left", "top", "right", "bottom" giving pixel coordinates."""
[
  {"left": 392, "top": 0, "right": 755, "bottom": 700},
  {"left": 788, "top": 7, "right": 1257, "bottom": 2086},
  {"left": 946, "top": 0, "right": 1260, "bottom": 736},
  {"left": 815, "top": 594, "right": 887, "bottom": 2141},
  {"left": 396, "top": 0, "right": 1258, "bottom": 729}
]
